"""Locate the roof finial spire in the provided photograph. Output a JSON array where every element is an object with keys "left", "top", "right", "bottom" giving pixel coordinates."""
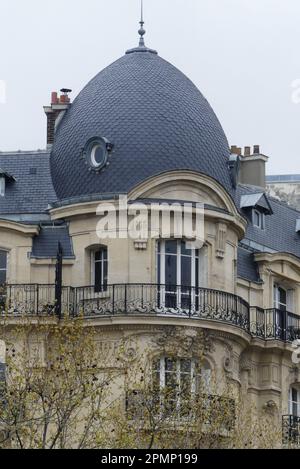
[{"left": 138, "top": 0, "right": 146, "bottom": 47}]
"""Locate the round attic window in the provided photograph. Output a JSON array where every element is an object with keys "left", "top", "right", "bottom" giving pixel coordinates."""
[{"left": 84, "top": 137, "right": 110, "bottom": 171}]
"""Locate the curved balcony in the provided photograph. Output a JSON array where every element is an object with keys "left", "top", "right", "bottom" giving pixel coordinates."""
[
  {"left": 1, "top": 284, "right": 300, "bottom": 342},
  {"left": 0, "top": 283, "right": 249, "bottom": 331}
]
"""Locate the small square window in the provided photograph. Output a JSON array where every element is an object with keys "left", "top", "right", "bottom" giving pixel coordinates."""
[{"left": 252, "top": 209, "right": 265, "bottom": 229}]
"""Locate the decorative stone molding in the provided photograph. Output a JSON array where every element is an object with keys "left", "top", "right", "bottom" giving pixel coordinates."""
[
  {"left": 216, "top": 222, "right": 227, "bottom": 259},
  {"left": 152, "top": 326, "right": 215, "bottom": 358},
  {"left": 263, "top": 400, "right": 278, "bottom": 416}
]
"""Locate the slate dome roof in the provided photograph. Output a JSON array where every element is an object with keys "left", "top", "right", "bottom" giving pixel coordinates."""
[{"left": 50, "top": 45, "right": 233, "bottom": 202}]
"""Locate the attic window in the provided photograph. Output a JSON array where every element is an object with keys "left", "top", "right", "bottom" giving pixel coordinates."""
[
  {"left": 252, "top": 209, "right": 265, "bottom": 229},
  {"left": 0, "top": 170, "right": 16, "bottom": 196},
  {"left": 83, "top": 137, "right": 114, "bottom": 172}
]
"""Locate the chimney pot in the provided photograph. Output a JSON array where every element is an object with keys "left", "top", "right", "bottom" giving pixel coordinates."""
[
  {"left": 231, "top": 145, "right": 238, "bottom": 154},
  {"left": 253, "top": 145, "right": 260, "bottom": 154},
  {"left": 51, "top": 92, "right": 59, "bottom": 105},
  {"left": 244, "top": 146, "right": 251, "bottom": 156}
]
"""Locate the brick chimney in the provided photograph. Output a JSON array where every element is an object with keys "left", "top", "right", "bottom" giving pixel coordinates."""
[
  {"left": 44, "top": 89, "right": 72, "bottom": 148},
  {"left": 238, "top": 145, "right": 268, "bottom": 189}
]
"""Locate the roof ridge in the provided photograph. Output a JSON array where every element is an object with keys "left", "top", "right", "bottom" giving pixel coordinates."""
[
  {"left": 0, "top": 149, "right": 50, "bottom": 156},
  {"left": 238, "top": 183, "right": 300, "bottom": 216}
]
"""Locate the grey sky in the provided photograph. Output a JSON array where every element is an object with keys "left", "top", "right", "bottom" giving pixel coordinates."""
[{"left": 0, "top": 0, "right": 299, "bottom": 175}]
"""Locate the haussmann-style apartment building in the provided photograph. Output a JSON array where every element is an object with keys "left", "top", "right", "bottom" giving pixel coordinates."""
[{"left": 0, "top": 21, "right": 300, "bottom": 448}]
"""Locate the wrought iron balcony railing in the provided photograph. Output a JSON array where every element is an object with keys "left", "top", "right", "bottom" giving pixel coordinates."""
[
  {"left": 0, "top": 284, "right": 300, "bottom": 343},
  {"left": 282, "top": 415, "right": 300, "bottom": 446},
  {"left": 126, "top": 390, "right": 236, "bottom": 431},
  {"left": 250, "top": 307, "right": 300, "bottom": 342},
  {"left": 0, "top": 283, "right": 249, "bottom": 329}
]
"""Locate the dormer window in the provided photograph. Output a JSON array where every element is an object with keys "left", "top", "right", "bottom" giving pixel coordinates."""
[
  {"left": 252, "top": 209, "right": 265, "bottom": 229},
  {"left": 240, "top": 192, "right": 272, "bottom": 230},
  {"left": 0, "top": 169, "right": 16, "bottom": 197}
]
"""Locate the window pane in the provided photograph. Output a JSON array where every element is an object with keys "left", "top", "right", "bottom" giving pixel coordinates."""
[
  {"left": 95, "top": 261, "right": 102, "bottom": 287},
  {"left": 181, "top": 241, "right": 191, "bottom": 256},
  {"left": 279, "top": 287, "right": 287, "bottom": 306},
  {"left": 195, "top": 257, "right": 199, "bottom": 288},
  {"left": 165, "top": 255, "right": 177, "bottom": 288},
  {"left": 254, "top": 211, "right": 260, "bottom": 226},
  {"left": 165, "top": 358, "right": 176, "bottom": 371},
  {"left": 180, "top": 359, "right": 191, "bottom": 373},
  {"left": 0, "top": 252, "right": 6, "bottom": 270},
  {"left": 95, "top": 250, "right": 101, "bottom": 262},
  {"left": 157, "top": 253, "right": 161, "bottom": 284},
  {"left": 0, "top": 270, "right": 6, "bottom": 285},
  {"left": 165, "top": 240, "right": 177, "bottom": 254},
  {"left": 103, "top": 261, "right": 108, "bottom": 286},
  {"left": 181, "top": 373, "right": 191, "bottom": 394},
  {"left": 181, "top": 256, "right": 191, "bottom": 287}
]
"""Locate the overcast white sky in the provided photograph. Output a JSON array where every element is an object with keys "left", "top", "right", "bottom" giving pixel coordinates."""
[{"left": 0, "top": 0, "right": 299, "bottom": 175}]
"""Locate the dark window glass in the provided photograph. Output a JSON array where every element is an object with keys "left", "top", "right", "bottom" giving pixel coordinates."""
[
  {"left": 0, "top": 251, "right": 6, "bottom": 285},
  {"left": 94, "top": 248, "right": 108, "bottom": 292},
  {"left": 165, "top": 240, "right": 177, "bottom": 254},
  {"left": 0, "top": 271, "right": 5, "bottom": 285},
  {"left": 181, "top": 241, "right": 191, "bottom": 256},
  {"left": 279, "top": 287, "right": 287, "bottom": 309},
  {"left": 165, "top": 358, "right": 176, "bottom": 372},
  {"left": 95, "top": 261, "right": 102, "bottom": 288},
  {"left": 158, "top": 253, "right": 161, "bottom": 284},
  {"left": 254, "top": 211, "right": 260, "bottom": 226},
  {"left": 165, "top": 255, "right": 177, "bottom": 289},
  {"left": 94, "top": 145, "right": 105, "bottom": 165},
  {"left": 0, "top": 252, "right": 6, "bottom": 270},
  {"left": 292, "top": 388, "right": 298, "bottom": 416},
  {"left": 181, "top": 256, "right": 191, "bottom": 287}
]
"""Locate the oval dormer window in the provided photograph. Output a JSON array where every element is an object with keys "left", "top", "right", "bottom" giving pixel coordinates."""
[{"left": 84, "top": 137, "right": 112, "bottom": 172}]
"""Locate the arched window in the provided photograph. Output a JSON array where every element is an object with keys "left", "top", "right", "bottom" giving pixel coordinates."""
[
  {"left": 92, "top": 247, "right": 108, "bottom": 292},
  {"left": 152, "top": 356, "right": 211, "bottom": 416},
  {"left": 0, "top": 251, "right": 7, "bottom": 285}
]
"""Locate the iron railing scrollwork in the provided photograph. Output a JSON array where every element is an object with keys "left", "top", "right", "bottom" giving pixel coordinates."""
[
  {"left": 282, "top": 415, "right": 300, "bottom": 446},
  {"left": 0, "top": 283, "right": 300, "bottom": 343}
]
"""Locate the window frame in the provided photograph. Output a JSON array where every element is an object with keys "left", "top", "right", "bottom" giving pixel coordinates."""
[
  {"left": 157, "top": 240, "right": 201, "bottom": 310},
  {"left": 91, "top": 246, "right": 108, "bottom": 292},
  {"left": 157, "top": 240, "right": 200, "bottom": 284},
  {"left": 153, "top": 356, "right": 211, "bottom": 417},
  {"left": 252, "top": 209, "right": 265, "bottom": 229},
  {"left": 289, "top": 386, "right": 300, "bottom": 417},
  {"left": 0, "top": 250, "right": 7, "bottom": 285}
]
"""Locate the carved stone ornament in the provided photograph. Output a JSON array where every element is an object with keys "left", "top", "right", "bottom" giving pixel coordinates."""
[
  {"left": 153, "top": 326, "right": 214, "bottom": 358},
  {"left": 216, "top": 222, "right": 227, "bottom": 259},
  {"left": 263, "top": 400, "right": 278, "bottom": 416}
]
